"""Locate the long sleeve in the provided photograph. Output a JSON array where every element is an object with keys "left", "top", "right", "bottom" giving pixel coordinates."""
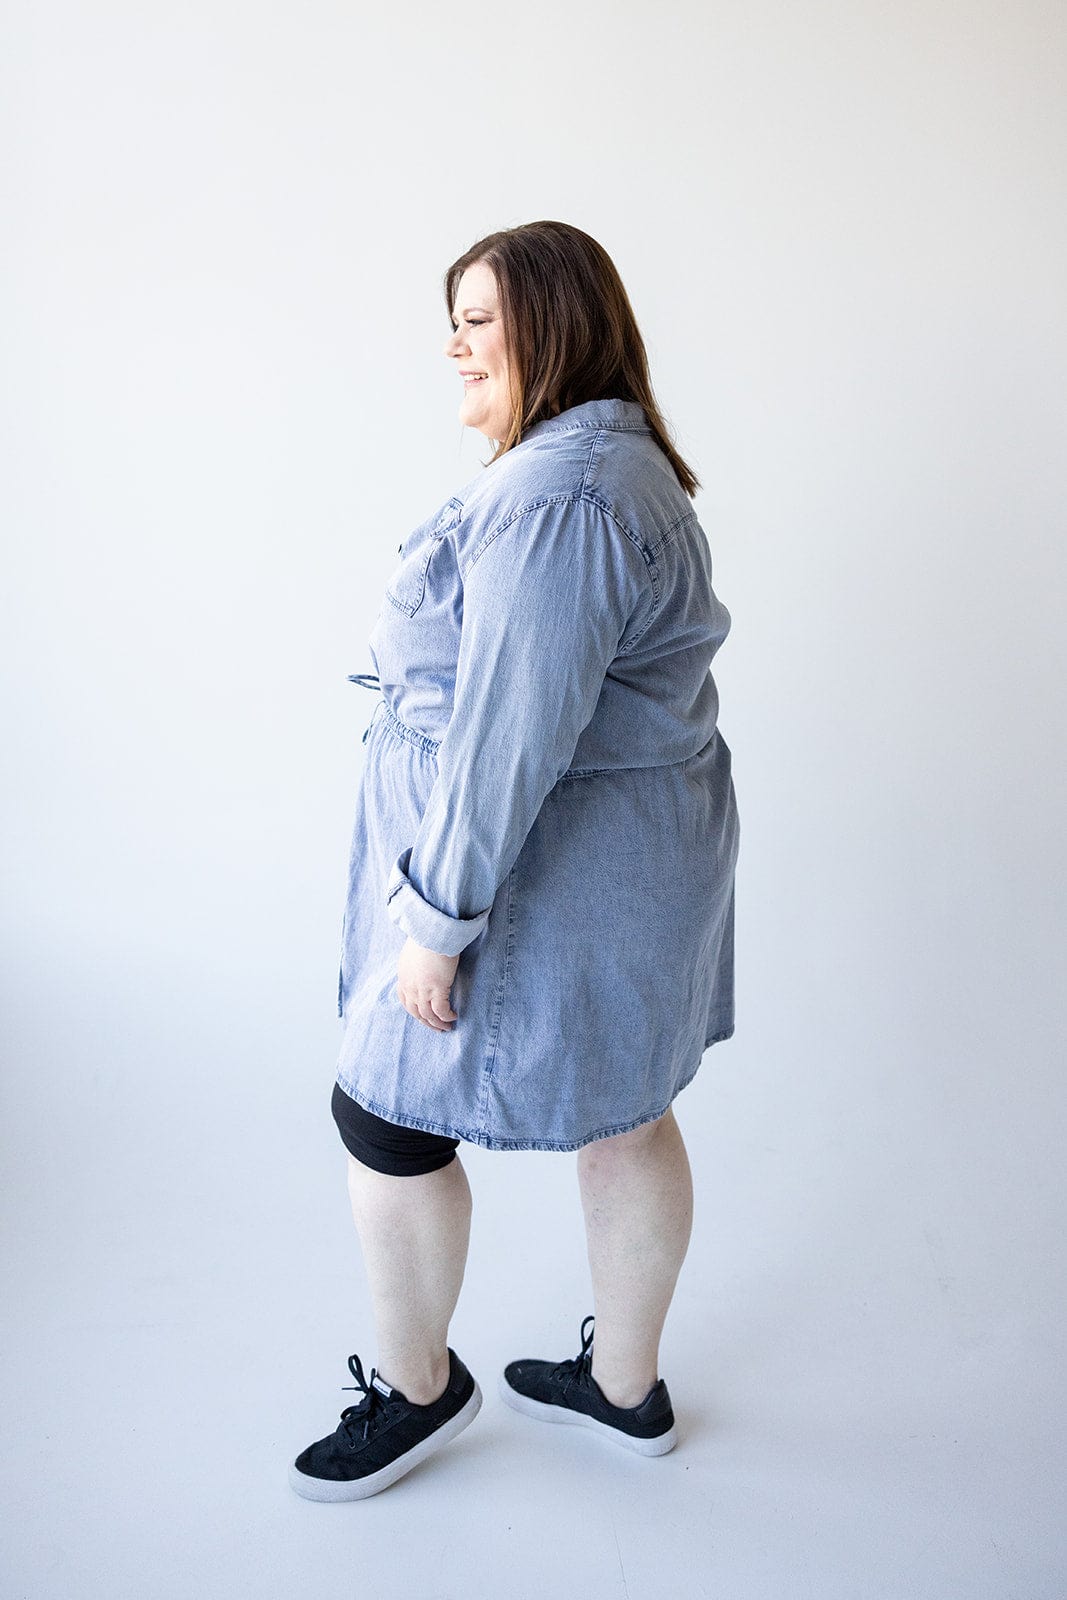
[{"left": 384, "top": 495, "right": 652, "bottom": 955}]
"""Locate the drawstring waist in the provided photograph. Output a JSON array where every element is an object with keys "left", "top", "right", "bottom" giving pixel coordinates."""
[
  {"left": 346, "top": 670, "right": 703, "bottom": 776},
  {"left": 348, "top": 673, "right": 439, "bottom": 753}
]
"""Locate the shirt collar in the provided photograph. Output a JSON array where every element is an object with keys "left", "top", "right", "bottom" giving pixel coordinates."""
[{"left": 518, "top": 397, "right": 650, "bottom": 442}]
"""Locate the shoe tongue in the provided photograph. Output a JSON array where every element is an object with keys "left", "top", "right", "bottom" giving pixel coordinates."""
[{"left": 371, "top": 1373, "right": 394, "bottom": 1398}]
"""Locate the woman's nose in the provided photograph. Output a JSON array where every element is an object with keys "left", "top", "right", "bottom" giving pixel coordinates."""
[{"left": 443, "top": 329, "right": 469, "bottom": 359}]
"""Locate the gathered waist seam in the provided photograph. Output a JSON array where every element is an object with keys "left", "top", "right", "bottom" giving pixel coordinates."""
[
  {"left": 375, "top": 701, "right": 442, "bottom": 756},
  {"left": 368, "top": 698, "right": 720, "bottom": 779}
]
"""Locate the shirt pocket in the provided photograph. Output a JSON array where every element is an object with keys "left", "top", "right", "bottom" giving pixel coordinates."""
[{"left": 385, "top": 496, "right": 463, "bottom": 617}]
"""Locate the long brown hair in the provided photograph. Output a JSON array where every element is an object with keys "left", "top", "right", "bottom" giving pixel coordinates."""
[{"left": 444, "top": 220, "right": 701, "bottom": 498}]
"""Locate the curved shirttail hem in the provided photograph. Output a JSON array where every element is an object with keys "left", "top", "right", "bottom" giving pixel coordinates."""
[{"left": 332, "top": 1026, "right": 734, "bottom": 1152}]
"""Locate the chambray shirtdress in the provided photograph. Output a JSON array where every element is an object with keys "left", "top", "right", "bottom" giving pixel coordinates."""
[{"left": 335, "top": 396, "right": 739, "bottom": 1152}]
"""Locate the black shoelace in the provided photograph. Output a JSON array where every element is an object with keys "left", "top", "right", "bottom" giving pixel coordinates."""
[
  {"left": 338, "top": 1352, "right": 394, "bottom": 1444},
  {"left": 547, "top": 1313, "right": 597, "bottom": 1395}
]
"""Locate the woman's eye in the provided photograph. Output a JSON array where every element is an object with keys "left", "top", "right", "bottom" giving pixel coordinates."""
[{"left": 450, "top": 319, "right": 487, "bottom": 330}]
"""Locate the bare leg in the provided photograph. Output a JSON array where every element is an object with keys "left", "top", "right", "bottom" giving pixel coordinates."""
[
  {"left": 576, "top": 1106, "right": 694, "bottom": 1407},
  {"left": 345, "top": 1152, "right": 472, "bottom": 1405}
]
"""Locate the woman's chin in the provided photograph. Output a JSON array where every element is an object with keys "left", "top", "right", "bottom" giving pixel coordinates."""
[{"left": 458, "top": 405, "right": 493, "bottom": 438}]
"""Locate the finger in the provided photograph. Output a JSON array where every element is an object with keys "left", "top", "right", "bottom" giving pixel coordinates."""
[
  {"left": 397, "top": 984, "right": 450, "bottom": 1031},
  {"left": 413, "top": 994, "right": 450, "bottom": 1031},
  {"left": 404, "top": 992, "right": 447, "bottom": 1030},
  {"left": 429, "top": 989, "right": 458, "bottom": 1024},
  {"left": 397, "top": 987, "right": 427, "bottom": 1026},
  {"left": 419, "top": 998, "right": 451, "bottom": 1030}
]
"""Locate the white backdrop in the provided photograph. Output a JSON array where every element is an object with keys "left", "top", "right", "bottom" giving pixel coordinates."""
[{"left": 3, "top": 2, "right": 1065, "bottom": 1596}]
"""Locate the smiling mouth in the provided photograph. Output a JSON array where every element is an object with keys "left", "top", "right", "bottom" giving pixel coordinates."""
[{"left": 462, "top": 373, "right": 488, "bottom": 385}]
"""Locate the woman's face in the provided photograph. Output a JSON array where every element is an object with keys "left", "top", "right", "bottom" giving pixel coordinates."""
[{"left": 443, "top": 260, "right": 513, "bottom": 441}]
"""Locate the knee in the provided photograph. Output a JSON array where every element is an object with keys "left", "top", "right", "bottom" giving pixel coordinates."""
[{"left": 579, "top": 1107, "right": 675, "bottom": 1163}]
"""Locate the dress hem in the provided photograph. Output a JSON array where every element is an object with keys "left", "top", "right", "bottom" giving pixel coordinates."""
[{"left": 333, "top": 1025, "right": 735, "bottom": 1152}]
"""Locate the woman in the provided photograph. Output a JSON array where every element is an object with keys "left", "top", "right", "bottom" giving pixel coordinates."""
[{"left": 290, "top": 220, "right": 740, "bottom": 1501}]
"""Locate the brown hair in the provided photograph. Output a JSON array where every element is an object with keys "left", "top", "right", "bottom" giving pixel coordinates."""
[{"left": 444, "top": 220, "right": 701, "bottom": 498}]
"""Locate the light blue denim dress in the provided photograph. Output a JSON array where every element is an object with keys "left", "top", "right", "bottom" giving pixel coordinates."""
[{"left": 335, "top": 396, "right": 740, "bottom": 1151}]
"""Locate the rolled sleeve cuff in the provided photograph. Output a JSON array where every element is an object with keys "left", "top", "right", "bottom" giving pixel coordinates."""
[{"left": 385, "top": 849, "right": 491, "bottom": 956}]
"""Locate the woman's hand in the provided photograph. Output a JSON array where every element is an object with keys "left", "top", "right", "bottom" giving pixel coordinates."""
[{"left": 397, "top": 936, "right": 460, "bottom": 1031}]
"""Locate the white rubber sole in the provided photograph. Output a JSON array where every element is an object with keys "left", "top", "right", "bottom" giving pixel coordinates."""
[
  {"left": 498, "top": 1372, "right": 677, "bottom": 1456},
  {"left": 288, "top": 1380, "right": 483, "bottom": 1501}
]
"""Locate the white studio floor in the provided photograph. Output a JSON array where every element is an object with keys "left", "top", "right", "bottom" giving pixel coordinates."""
[{"left": 4, "top": 994, "right": 1063, "bottom": 1600}]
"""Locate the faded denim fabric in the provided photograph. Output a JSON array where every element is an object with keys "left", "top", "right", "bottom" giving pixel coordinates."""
[{"left": 335, "top": 396, "right": 739, "bottom": 1151}]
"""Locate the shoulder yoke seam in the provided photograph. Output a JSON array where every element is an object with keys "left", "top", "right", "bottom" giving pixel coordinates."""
[
  {"left": 466, "top": 488, "right": 654, "bottom": 573},
  {"left": 462, "top": 486, "right": 661, "bottom": 658}
]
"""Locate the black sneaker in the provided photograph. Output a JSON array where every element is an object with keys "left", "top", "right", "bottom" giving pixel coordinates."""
[
  {"left": 289, "top": 1347, "right": 482, "bottom": 1501},
  {"left": 499, "top": 1314, "right": 677, "bottom": 1456}
]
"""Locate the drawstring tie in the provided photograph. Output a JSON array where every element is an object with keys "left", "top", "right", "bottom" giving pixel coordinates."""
[{"left": 348, "top": 673, "right": 383, "bottom": 743}]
